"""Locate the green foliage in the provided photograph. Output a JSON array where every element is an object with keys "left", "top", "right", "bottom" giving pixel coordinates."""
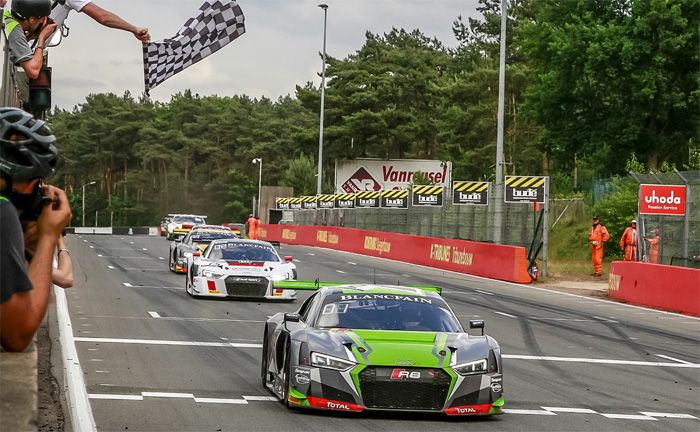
[
  {"left": 593, "top": 176, "right": 638, "bottom": 259},
  {"left": 283, "top": 153, "right": 316, "bottom": 196},
  {"left": 625, "top": 153, "right": 646, "bottom": 173}
]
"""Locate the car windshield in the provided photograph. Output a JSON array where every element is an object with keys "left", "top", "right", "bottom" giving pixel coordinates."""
[
  {"left": 173, "top": 216, "right": 204, "bottom": 224},
  {"left": 207, "top": 242, "right": 279, "bottom": 262},
  {"left": 190, "top": 232, "right": 236, "bottom": 243},
  {"left": 315, "top": 293, "right": 461, "bottom": 332}
]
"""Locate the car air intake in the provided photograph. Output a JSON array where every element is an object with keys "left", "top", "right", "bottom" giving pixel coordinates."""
[
  {"left": 224, "top": 276, "right": 267, "bottom": 297},
  {"left": 359, "top": 367, "right": 450, "bottom": 411}
]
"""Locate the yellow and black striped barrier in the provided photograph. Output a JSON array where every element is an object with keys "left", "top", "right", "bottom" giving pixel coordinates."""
[
  {"left": 355, "top": 190, "right": 381, "bottom": 208},
  {"left": 300, "top": 196, "right": 318, "bottom": 210},
  {"left": 316, "top": 194, "right": 336, "bottom": 209},
  {"left": 412, "top": 185, "right": 444, "bottom": 207},
  {"left": 288, "top": 197, "right": 303, "bottom": 210},
  {"left": 380, "top": 189, "right": 409, "bottom": 209},
  {"left": 275, "top": 197, "right": 291, "bottom": 210},
  {"left": 453, "top": 181, "right": 489, "bottom": 205},
  {"left": 334, "top": 193, "right": 356, "bottom": 208},
  {"left": 505, "top": 176, "right": 547, "bottom": 203}
]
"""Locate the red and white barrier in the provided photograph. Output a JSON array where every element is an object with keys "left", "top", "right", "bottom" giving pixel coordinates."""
[
  {"left": 609, "top": 261, "right": 700, "bottom": 316},
  {"left": 258, "top": 224, "right": 532, "bottom": 284}
]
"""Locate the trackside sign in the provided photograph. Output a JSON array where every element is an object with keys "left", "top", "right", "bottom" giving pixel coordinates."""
[
  {"left": 639, "top": 184, "right": 686, "bottom": 216},
  {"left": 335, "top": 159, "right": 451, "bottom": 193}
]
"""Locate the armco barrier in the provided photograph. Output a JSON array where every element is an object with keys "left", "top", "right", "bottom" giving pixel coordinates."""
[
  {"left": 608, "top": 261, "right": 700, "bottom": 316},
  {"left": 258, "top": 224, "right": 531, "bottom": 283}
]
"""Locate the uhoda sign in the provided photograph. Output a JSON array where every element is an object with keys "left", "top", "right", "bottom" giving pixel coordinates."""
[{"left": 639, "top": 184, "right": 686, "bottom": 216}]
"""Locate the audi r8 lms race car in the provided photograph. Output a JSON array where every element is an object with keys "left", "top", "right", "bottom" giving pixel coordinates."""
[
  {"left": 169, "top": 226, "right": 238, "bottom": 273},
  {"left": 261, "top": 282, "right": 504, "bottom": 416},
  {"left": 165, "top": 214, "right": 207, "bottom": 240},
  {"left": 185, "top": 239, "right": 298, "bottom": 300}
]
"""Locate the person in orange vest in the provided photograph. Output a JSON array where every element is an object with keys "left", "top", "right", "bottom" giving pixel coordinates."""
[
  {"left": 246, "top": 213, "right": 258, "bottom": 240},
  {"left": 589, "top": 215, "right": 610, "bottom": 277},
  {"left": 619, "top": 219, "right": 638, "bottom": 261},
  {"left": 644, "top": 228, "right": 660, "bottom": 263}
]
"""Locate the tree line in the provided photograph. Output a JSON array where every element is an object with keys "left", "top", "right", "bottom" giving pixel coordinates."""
[{"left": 48, "top": 0, "right": 699, "bottom": 226}]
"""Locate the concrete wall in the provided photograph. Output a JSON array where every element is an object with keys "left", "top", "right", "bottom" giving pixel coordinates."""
[{"left": 260, "top": 185, "right": 293, "bottom": 224}]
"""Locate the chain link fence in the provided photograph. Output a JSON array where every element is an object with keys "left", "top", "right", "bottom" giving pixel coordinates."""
[{"left": 630, "top": 170, "right": 700, "bottom": 268}]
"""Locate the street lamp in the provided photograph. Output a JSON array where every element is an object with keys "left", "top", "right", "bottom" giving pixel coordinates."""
[
  {"left": 316, "top": 3, "right": 329, "bottom": 195},
  {"left": 252, "top": 158, "right": 262, "bottom": 217},
  {"left": 493, "top": 0, "right": 507, "bottom": 244},
  {"left": 82, "top": 181, "right": 96, "bottom": 227}
]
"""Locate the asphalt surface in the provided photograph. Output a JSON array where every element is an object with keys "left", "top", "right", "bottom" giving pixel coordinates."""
[{"left": 55, "top": 234, "right": 700, "bottom": 431}]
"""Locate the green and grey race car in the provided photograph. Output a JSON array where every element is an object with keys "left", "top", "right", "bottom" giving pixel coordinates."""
[{"left": 261, "top": 282, "right": 504, "bottom": 416}]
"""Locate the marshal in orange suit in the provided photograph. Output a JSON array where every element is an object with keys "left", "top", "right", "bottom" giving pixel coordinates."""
[{"left": 589, "top": 216, "right": 610, "bottom": 277}]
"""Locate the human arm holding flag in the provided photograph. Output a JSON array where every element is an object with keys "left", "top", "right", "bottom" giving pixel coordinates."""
[{"left": 80, "top": 2, "right": 150, "bottom": 42}]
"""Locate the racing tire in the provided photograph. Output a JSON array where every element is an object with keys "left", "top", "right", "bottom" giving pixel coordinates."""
[
  {"left": 260, "top": 326, "right": 269, "bottom": 388},
  {"left": 280, "top": 340, "right": 291, "bottom": 407}
]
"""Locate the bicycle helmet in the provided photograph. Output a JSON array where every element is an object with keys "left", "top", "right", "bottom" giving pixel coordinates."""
[
  {"left": 11, "top": 0, "right": 52, "bottom": 21},
  {"left": 0, "top": 107, "right": 57, "bottom": 181}
]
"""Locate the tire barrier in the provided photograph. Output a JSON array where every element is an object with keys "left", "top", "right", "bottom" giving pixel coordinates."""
[
  {"left": 608, "top": 261, "right": 700, "bottom": 316},
  {"left": 258, "top": 224, "right": 532, "bottom": 284}
]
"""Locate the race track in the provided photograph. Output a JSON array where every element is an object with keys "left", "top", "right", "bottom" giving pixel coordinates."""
[{"left": 53, "top": 234, "right": 700, "bottom": 431}]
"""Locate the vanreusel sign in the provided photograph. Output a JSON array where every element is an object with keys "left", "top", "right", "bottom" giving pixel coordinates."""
[
  {"left": 355, "top": 191, "right": 381, "bottom": 208},
  {"left": 317, "top": 194, "right": 335, "bottom": 209},
  {"left": 505, "top": 176, "right": 546, "bottom": 203},
  {"left": 335, "top": 193, "right": 356, "bottom": 209},
  {"left": 381, "top": 189, "right": 408, "bottom": 209},
  {"left": 276, "top": 197, "right": 291, "bottom": 210},
  {"left": 639, "top": 184, "right": 686, "bottom": 216},
  {"left": 453, "top": 181, "right": 489, "bottom": 205},
  {"left": 412, "top": 186, "right": 444, "bottom": 207}
]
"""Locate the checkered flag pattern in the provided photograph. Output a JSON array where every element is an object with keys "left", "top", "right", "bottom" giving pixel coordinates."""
[{"left": 142, "top": 0, "right": 245, "bottom": 93}]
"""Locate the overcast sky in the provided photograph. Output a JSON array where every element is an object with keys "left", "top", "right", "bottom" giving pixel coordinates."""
[{"left": 43, "top": 0, "right": 480, "bottom": 109}]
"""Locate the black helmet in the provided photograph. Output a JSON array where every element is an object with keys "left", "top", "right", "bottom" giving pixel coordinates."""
[
  {"left": 0, "top": 107, "right": 57, "bottom": 181},
  {"left": 11, "top": 0, "right": 52, "bottom": 21}
]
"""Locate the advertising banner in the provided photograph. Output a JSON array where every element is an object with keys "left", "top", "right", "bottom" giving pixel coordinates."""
[
  {"left": 301, "top": 196, "right": 317, "bottom": 210},
  {"left": 355, "top": 191, "right": 381, "bottom": 208},
  {"left": 317, "top": 194, "right": 336, "bottom": 209},
  {"left": 335, "top": 158, "right": 451, "bottom": 193},
  {"left": 276, "top": 197, "right": 291, "bottom": 210},
  {"left": 380, "top": 190, "right": 409, "bottom": 209},
  {"left": 453, "top": 181, "right": 489, "bottom": 205},
  {"left": 289, "top": 197, "right": 302, "bottom": 210},
  {"left": 412, "top": 185, "right": 444, "bottom": 207},
  {"left": 639, "top": 184, "right": 686, "bottom": 216},
  {"left": 505, "top": 176, "right": 546, "bottom": 203},
  {"left": 334, "top": 193, "right": 356, "bottom": 209}
]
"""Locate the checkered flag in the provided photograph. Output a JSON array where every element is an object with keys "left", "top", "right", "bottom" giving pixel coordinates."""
[{"left": 142, "top": 0, "right": 245, "bottom": 93}]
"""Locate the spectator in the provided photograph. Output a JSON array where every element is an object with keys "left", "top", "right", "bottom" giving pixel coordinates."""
[
  {"left": 644, "top": 228, "right": 660, "bottom": 264},
  {"left": 619, "top": 219, "right": 638, "bottom": 261},
  {"left": 588, "top": 215, "right": 610, "bottom": 277},
  {"left": 0, "top": 107, "right": 72, "bottom": 352},
  {"left": 3, "top": 0, "right": 56, "bottom": 80}
]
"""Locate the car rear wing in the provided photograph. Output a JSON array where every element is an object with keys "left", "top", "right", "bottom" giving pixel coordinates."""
[{"left": 273, "top": 280, "right": 442, "bottom": 295}]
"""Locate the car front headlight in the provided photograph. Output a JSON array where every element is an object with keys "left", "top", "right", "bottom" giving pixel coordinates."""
[
  {"left": 270, "top": 273, "right": 290, "bottom": 281},
  {"left": 453, "top": 359, "right": 487, "bottom": 375},
  {"left": 201, "top": 270, "right": 224, "bottom": 278},
  {"left": 311, "top": 352, "right": 355, "bottom": 371}
]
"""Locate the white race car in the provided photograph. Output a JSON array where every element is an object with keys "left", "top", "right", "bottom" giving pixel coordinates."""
[{"left": 185, "top": 239, "right": 298, "bottom": 300}]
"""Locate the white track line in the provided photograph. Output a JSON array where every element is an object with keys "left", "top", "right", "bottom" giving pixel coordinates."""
[
  {"left": 122, "top": 282, "right": 133, "bottom": 287},
  {"left": 147, "top": 311, "right": 161, "bottom": 318},
  {"left": 502, "top": 409, "right": 556, "bottom": 415},
  {"left": 55, "top": 286, "right": 96, "bottom": 431},
  {"left": 494, "top": 311, "right": 516, "bottom": 318},
  {"left": 142, "top": 392, "right": 194, "bottom": 398},
  {"left": 640, "top": 412, "right": 698, "bottom": 419},
  {"left": 503, "top": 354, "right": 700, "bottom": 369},
  {"left": 655, "top": 354, "right": 693, "bottom": 364},
  {"left": 74, "top": 337, "right": 262, "bottom": 348},
  {"left": 475, "top": 289, "right": 495, "bottom": 296},
  {"left": 601, "top": 413, "right": 657, "bottom": 420},
  {"left": 543, "top": 407, "right": 598, "bottom": 414},
  {"left": 193, "top": 397, "right": 247, "bottom": 404},
  {"left": 336, "top": 270, "right": 346, "bottom": 274}
]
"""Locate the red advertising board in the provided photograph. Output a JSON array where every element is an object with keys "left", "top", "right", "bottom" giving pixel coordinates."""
[{"left": 639, "top": 184, "right": 686, "bottom": 216}]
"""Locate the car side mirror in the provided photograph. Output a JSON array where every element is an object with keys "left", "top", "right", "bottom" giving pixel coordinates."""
[
  {"left": 284, "top": 313, "right": 300, "bottom": 323},
  {"left": 284, "top": 255, "right": 293, "bottom": 262},
  {"left": 469, "top": 320, "right": 485, "bottom": 336},
  {"left": 193, "top": 251, "right": 201, "bottom": 257}
]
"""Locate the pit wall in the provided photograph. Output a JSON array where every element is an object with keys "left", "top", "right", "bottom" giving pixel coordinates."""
[
  {"left": 258, "top": 224, "right": 532, "bottom": 284},
  {"left": 608, "top": 261, "right": 700, "bottom": 316}
]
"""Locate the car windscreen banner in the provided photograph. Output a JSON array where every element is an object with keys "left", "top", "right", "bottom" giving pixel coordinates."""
[
  {"left": 276, "top": 197, "right": 291, "bottom": 210},
  {"left": 380, "top": 189, "right": 408, "bottom": 209},
  {"left": 639, "top": 184, "right": 686, "bottom": 215},
  {"left": 505, "top": 176, "right": 546, "bottom": 203},
  {"left": 412, "top": 186, "right": 444, "bottom": 207},
  {"left": 334, "top": 193, "right": 356, "bottom": 209},
  {"left": 289, "top": 197, "right": 303, "bottom": 210},
  {"left": 301, "top": 196, "right": 318, "bottom": 210},
  {"left": 453, "top": 181, "right": 489, "bottom": 205},
  {"left": 355, "top": 191, "right": 381, "bottom": 208},
  {"left": 317, "top": 194, "right": 336, "bottom": 209}
]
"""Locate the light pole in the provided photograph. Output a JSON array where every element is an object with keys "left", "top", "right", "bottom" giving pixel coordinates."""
[
  {"left": 493, "top": 0, "right": 507, "bottom": 244},
  {"left": 316, "top": 3, "right": 329, "bottom": 195},
  {"left": 82, "top": 181, "right": 96, "bottom": 227},
  {"left": 252, "top": 158, "right": 262, "bottom": 217}
]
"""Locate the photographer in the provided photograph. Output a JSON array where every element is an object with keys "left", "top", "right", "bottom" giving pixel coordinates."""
[
  {"left": 3, "top": 0, "right": 57, "bottom": 80},
  {"left": 23, "top": 222, "right": 74, "bottom": 288},
  {"left": 0, "top": 107, "right": 72, "bottom": 352}
]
